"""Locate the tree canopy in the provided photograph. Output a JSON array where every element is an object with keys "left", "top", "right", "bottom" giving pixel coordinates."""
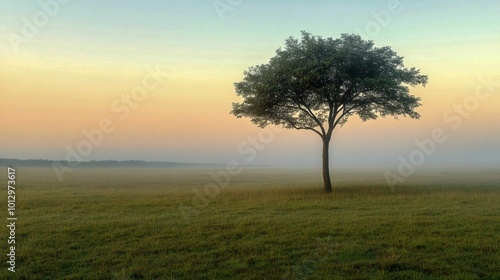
[{"left": 231, "top": 32, "right": 428, "bottom": 192}]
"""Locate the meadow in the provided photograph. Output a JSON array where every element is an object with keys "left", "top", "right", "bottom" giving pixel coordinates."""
[{"left": 1, "top": 167, "right": 499, "bottom": 279}]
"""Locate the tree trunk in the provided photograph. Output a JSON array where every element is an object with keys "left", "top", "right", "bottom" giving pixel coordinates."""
[{"left": 322, "top": 138, "right": 333, "bottom": 193}]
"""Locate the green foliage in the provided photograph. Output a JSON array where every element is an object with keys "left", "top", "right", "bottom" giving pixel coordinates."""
[
  {"left": 232, "top": 32, "right": 428, "bottom": 138},
  {"left": 1, "top": 168, "right": 498, "bottom": 279}
]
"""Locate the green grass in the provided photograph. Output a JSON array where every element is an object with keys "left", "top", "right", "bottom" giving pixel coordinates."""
[{"left": 1, "top": 167, "right": 499, "bottom": 279}]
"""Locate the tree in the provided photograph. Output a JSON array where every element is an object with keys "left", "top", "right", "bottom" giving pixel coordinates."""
[{"left": 231, "top": 32, "right": 428, "bottom": 193}]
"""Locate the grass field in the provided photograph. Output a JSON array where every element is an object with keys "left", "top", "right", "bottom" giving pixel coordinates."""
[{"left": 1, "top": 167, "right": 499, "bottom": 279}]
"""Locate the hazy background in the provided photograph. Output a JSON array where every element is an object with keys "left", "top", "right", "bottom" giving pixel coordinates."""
[{"left": 1, "top": 0, "right": 499, "bottom": 169}]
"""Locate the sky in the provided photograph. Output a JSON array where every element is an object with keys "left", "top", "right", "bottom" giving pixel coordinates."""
[{"left": 0, "top": 0, "right": 499, "bottom": 169}]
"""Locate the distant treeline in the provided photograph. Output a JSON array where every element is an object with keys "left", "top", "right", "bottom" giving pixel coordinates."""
[{"left": 0, "top": 158, "right": 218, "bottom": 168}]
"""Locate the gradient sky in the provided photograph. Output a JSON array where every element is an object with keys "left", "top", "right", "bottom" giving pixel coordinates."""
[{"left": 1, "top": 0, "right": 499, "bottom": 168}]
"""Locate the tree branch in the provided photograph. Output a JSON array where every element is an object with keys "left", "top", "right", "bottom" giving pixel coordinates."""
[
  {"left": 286, "top": 98, "right": 326, "bottom": 136},
  {"left": 286, "top": 120, "right": 323, "bottom": 138}
]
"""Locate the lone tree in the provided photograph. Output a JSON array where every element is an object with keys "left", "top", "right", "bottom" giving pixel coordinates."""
[{"left": 231, "top": 32, "right": 428, "bottom": 193}]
